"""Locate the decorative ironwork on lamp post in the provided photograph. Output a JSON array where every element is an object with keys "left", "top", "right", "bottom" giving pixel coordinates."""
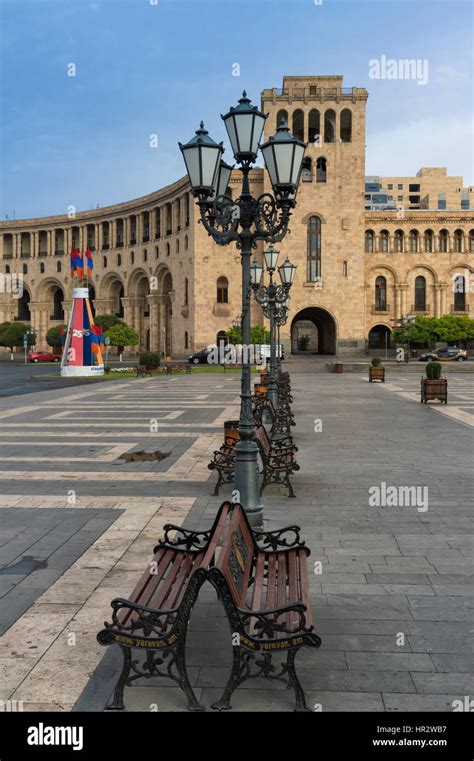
[
  {"left": 275, "top": 295, "right": 291, "bottom": 374},
  {"left": 250, "top": 247, "right": 296, "bottom": 407},
  {"left": 179, "top": 94, "right": 306, "bottom": 529}
]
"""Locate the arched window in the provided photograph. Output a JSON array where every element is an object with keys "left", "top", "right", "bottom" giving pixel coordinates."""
[
  {"left": 184, "top": 277, "right": 189, "bottom": 306},
  {"left": 365, "top": 230, "right": 375, "bottom": 253},
  {"left": 343, "top": 260, "right": 348, "bottom": 277},
  {"left": 307, "top": 216, "right": 322, "bottom": 282},
  {"left": 17, "top": 289, "right": 31, "bottom": 321},
  {"left": 176, "top": 239, "right": 180, "bottom": 254},
  {"left": 103, "top": 256, "right": 107, "bottom": 268},
  {"left": 414, "top": 276, "right": 426, "bottom": 311},
  {"left": 217, "top": 276, "right": 228, "bottom": 304},
  {"left": 22, "top": 264, "right": 28, "bottom": 274},
  {"left": 375, "top": 276, "right": 387, "bottom": 310},
  {"left": 292, "top": 109, "right": 304, "bottom": 141},
  {"left": 166, "top": 243, "right": 170, "bottom": 256},
  {"left": 439, "top": 229, "right": 449, "bottom": 252},
  {"left": 316, "top": 157, "right": 327, "bottom": 183},
  {"left": 394, "top": 230, "right": 404, "bottom": 252},
  {"left": 454, "top": 276, "right": 466, "bottom": 311},
  {"left": 40, "top": 263, "right": 44, "bottom": 273},
  {"left": 52, "top": 289, "right": 64, "bottom": 320},
  {"left": 469, "top": 229, "right": 474, "bottom": 253},
  {"left": 57, "top": 261, "right": 61, "bottom": 273},
  {"left": 424, "top": 230, "right": 434, "bottom": 253},
  {"left": 340, "top": 109, "right": 352, "bottom": 142},
  {"left": 379, "top": 230, "right": 390, "bottom": 253},
  {"left": 117, "top": 254, "right": 122, "bottom": 266},
  {"left": 130, "top": 251, "right": 134, "bottom": 264},
  {"left": 155, "top": 246, "right": 159, "bottom": 259},
  {"left": 216, "top": 330, "right": 228, "bottom": 348},
  {"left": 184, "top": 331, "right": 188, "bottom": 350},
  {"left": 308, "top": 109, "right": 320, "bottom": 143},
  {"left": 184, "top": 234, "right": 188, "bottom": 250},
  {"left": 302, "top": 157, "right": 312, "bottom": 182},
  {"left": 276, "top": 109, "right": 288, "bottom": 129},
  {"left": 453, "top": 229, "right": 464, "bottom": 253},
  {"left": 409, "top": 230, "right": 419, "bottom": 252},
  {"left": 324, "top": 109, "right": 336, "bottom": 143},
  {"left": 143, "top": 249, "right": 148, "bottom": 262}
]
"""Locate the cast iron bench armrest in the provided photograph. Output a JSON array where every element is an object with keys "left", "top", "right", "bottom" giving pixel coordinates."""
[
  {"left": 157, "top": 525, "right": 212, "bottom": 551},
  {"left": 105, "top": 597, "right": 180, "bottom": 635},
  {"left": 253, "top": 526, "right": 306, "bottom": 550},
  {"left": 237, "top": 602, "right": 313, "bottom": 637}
]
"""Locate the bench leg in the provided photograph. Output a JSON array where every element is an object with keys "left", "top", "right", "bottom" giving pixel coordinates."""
[
  {"left": 211, "top": 646, "right": 243, "bottom": 711},
  {"left": 175, "top": 638, "right": 205, "bottom": 712},
  {"left": 107, "top": 645, "right": 132, "bottom": 710},
  {"left": 286, "top": 649, "right": 310, "bottom": 712}
]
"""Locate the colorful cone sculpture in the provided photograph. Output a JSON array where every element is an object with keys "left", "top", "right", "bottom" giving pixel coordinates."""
[{"left": 61, "top": 287, "right": 104, "bottom": 377}]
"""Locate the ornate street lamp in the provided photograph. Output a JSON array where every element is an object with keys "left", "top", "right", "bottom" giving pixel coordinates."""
[
  {"left": 251, "top": 246, "right": 296, "bottom": 407},
  {"left": 179, "top": 93, "right": 306, "bottom": 529},
  {"left": 275, "top": 295, "right": 290, "bottom": 373}
]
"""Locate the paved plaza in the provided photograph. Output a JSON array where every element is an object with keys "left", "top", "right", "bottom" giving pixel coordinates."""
[{"left": 0, "top": 364, "right": 472, "bottom": 712}]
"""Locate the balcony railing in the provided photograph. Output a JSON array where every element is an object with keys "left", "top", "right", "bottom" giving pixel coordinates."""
[
  {"left": 20, "top": 252, "right": 31, "bottom": 258},
  {"left": 54, "top": 249, "right": 64, "bottom": 256},
  {"left": 38, "top": 251, "right": 47, "bottom": 257},
  {"left": 371, "top": 303, "right": 390, "bottom": 314},
  {"left": 155, "top": 232, "right": 161, "bottom": 240},
  {"left": 116, "top": 241, "right": 123, "bottom": 248},
  {"left": 130, "top": 236, "right": 137, "bottom": 245},
  {"left": 451, "top": 303, "right": 469, "bottom": 313},
  {"left": 142, "top": 235, "right": 150, "bottom": 242},
  {"left": 102, "top": 243, "right": 109, "bottom": 250},
  {"left": 166, "top": 229, "right": 172, "bottom": 236},
  {"left": 2, "top": 253, "right": 13, "bottom": 260},
  {"left": 411, "top": 304, "right": 431, "bottom": 314}
]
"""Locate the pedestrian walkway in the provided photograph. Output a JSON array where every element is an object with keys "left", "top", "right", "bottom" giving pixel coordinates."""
[{"left": 0, "top": 370, "right": 472, "bottom": 712}]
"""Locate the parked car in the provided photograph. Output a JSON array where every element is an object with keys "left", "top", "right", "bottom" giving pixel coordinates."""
[
  {"left": 418, "top": 347, "right": 468, "bottom": 362},
  {"left": 27, "top": 351, "right": 62, "bottom": 363},
  {"left": 187, "top": 348, "right": 213, "bottom": 365}
]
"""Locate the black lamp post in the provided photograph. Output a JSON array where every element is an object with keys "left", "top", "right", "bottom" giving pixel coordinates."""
[
  {"left": 250, "top": 247, "right": 296, "bottom": 407},
  {"left": 179, "top": 95, "right": 306, "bottom": 529}
]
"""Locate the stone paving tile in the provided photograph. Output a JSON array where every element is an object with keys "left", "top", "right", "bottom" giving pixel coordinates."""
[
  {"left": 411, "top": 672, "right": 474, "bottom": 694},
  {"left": 383, "top": 693, "right": 463, "bottom": 712},
  {"left": 1, "top": 371, "right": 473, "bottom": 713}
]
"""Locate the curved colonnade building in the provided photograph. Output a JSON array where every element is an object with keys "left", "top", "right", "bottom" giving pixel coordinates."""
[{"left": 1, "top": 75, "right": 473, "bottom": 356}]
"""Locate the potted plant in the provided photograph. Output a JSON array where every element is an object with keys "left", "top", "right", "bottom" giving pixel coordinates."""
[
  {"left": 369, "top": 356, "right": 385, "bottom": 383},
  {"left": 421, "top": 361, "right": 447, "bottom": 404}
]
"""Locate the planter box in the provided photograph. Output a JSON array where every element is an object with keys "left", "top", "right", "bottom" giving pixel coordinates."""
[
  {"left": 369, "top": 366, "right": 385, "bottom": 383},
  {"left": 421, "top": 377, "right": 448, "bottom": 404}
]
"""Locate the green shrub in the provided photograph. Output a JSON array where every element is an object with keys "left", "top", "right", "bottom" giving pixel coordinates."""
[
  {"left": 426, "top": 361, "right": 442, "bottom": 380},
  {"left": 371, "top": 357, "right": 382, "bottom": 367},
  {"left": 139, "top": 351, "right": 161, "bottom": 370},
  {"left": 297, "top": 335, "right": 310, "bottom": 351}
]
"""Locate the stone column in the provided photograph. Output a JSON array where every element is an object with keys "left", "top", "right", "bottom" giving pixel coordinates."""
[
  {"left": 399, "top": 284, "right": 408, "bottom": 316},
  {"left": 147, "top": 293, "right": 160, "bottom": 352},
  {"left": 434, "top": 284, "right": 440, "bottom": 318},
  {"left": 137, "top": 214, "right": 142, "bottom": 244},
  {"left": 96, "top": 223, "right": 102, "bottom": 251},
  {"left": 123, "top": 218, "right": 128, "bottom": 247},
  {"left": 64, "top": 228, "right": 69, "bottom": 256},
  {"left": 150, "top": 210, "right": 156, "bottom": 242},
  {"left": 33, "top": 231, "right": 39, "bottom": 258},
  {"left": 395, "top": 284, "right": 402, "bottom": 320},
  {"left": 62, "top": 300, "right": 72, "bottom": 324},
  {"left": 110, "top": 219, "right": 116, "bottom": 250},
  {"left": 439, "top": 283, "right": 448, "bottom": 316}
]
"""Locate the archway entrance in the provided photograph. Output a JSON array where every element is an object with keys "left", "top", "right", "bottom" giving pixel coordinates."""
[
  {"left": 368, "top": 324, "right": 392, "bottom": 351},
  {"left": 291, "top": 307, "right": 336, "bottom": 355}
]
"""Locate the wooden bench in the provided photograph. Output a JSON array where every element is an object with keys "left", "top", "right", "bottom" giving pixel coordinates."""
[
  {"left": 135, "top": 364, "right": 154, "bottom": 377},
  {"left": 255, "top": 424, "right": 299, "bottom": 498},
  {"left": 207, "top": 435, "right": 238, "bottom": 495},
  {"left": 208, "top": 502, "right": 321, "bottom": 712},
  {"left": 97, "top": 505, "right": 233, "bottom": 712},
  {"left": 166, "top": 363, "right": 192, "bottom": 375}
]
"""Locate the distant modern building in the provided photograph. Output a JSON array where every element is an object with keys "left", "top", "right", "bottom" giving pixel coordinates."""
[{"left": 1, "top": 75, "right": 473, "bottom": 356}]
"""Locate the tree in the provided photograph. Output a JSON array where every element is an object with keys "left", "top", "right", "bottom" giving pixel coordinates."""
[
  {"left": 393, "top": 315, "right": 474, "bottom": 348},
  {"left": 0, "top": 322, "right": 36, "bottom": 357},
  {"left": 225, "top": 324, "right": 271, "bottom": 345},
  {"left": 94, "top": 314, "right": 123, "bottom": 333},
  {"left": 46, "top": 324, "right": 67, "bottom": 350},
  {"left": 105, "top": 323, "right": 139, "bottom": 359}
]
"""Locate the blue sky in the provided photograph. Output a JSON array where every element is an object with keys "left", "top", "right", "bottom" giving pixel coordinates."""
[{"left": 1, "top": 0, "right": 472, "bottom": 219}]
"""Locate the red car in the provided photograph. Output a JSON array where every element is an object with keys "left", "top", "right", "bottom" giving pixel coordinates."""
[{"left": 27, "top": 351, "right": 62, "bottom": 363}]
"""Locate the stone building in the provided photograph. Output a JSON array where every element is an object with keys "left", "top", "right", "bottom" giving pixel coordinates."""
[{"left": 1, "top": 75, "right": 473, "bottom": 356}]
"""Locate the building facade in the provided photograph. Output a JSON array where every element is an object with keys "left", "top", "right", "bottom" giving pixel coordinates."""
[{"left": 1, "top": 75, "right": 473, "bottom": 357}]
